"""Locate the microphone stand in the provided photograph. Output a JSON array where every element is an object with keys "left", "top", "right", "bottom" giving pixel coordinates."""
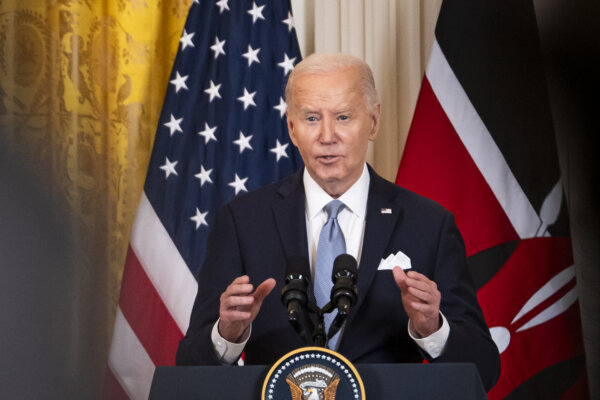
[
  {"left": 312, "top": 302, "right": 334, "bottom": 348},
  {"left": 313, "top": 309, "right": 327, "bottom": 347},
  {"left": 285, "top": 254, "right": 358, "bottom": 348},
  {"left": 287, "top": 299, "right": 332, "bottom": 347}
]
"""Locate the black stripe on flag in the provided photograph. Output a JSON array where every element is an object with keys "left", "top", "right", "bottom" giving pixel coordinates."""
[{"left": 435, "top": 0, "right": 563, "bottom": 222}]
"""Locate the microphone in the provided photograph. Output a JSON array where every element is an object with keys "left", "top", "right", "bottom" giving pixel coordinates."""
[
  {"left": 328, "top": 254, "right": 358, "bottom": 339},
  {"left": 281, "top": 256, "right": 311, "bottom": 327}
]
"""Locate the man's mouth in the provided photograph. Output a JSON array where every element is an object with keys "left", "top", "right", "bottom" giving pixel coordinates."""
[{"left": 318, "top": 155, "right": 339, "bottom": 161}]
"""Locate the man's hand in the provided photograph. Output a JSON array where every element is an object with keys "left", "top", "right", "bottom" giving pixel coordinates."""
[
  {"left": 218, "top": 275, "right": 276, "bottom": 343},
  {"left": 393, "top": 267, "right": 441, "bottom": 338}
]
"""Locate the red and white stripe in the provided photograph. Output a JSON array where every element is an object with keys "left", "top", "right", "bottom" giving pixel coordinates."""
[
  {"left": 105, "top": 193, "right": 197, "bottom": 399},
  {"left": 425, "top": 40, "right": 542, "bottom": 239},
  {"left": 397, "top": 39, "right": 551, "bottom": 256}
]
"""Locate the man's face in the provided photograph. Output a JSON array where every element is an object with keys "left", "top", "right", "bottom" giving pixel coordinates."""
[{"left": 287, "top": 67, "right": 380, "bottom": 197}]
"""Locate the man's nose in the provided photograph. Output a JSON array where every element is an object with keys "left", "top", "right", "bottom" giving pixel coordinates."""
[{"left": 319, "top": 117, "right": 336, "bottom": 143}]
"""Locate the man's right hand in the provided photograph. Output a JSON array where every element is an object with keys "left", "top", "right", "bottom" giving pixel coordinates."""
[{"left": 218, "top": 275, "right": 276, "bottom": 343}]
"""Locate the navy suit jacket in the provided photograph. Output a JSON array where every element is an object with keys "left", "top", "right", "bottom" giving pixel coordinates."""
[{"left": 176, "top": 167, "right": 500, "bottom": 390}]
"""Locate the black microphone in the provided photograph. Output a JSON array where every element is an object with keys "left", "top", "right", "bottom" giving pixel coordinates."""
[
  {"left": 281, "top": 256, "right": 311, "bottom": 327},
  {"left": 328, "top": 254, "right": 358, "bottom": 339}
]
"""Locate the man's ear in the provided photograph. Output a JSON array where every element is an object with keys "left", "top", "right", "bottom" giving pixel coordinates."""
[{"left": 369, "top": 103, "right": 381, "bottom": 141}]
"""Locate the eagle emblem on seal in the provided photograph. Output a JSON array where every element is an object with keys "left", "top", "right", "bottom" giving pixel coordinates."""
[{"left": 285, "top": 363, "right": 340, "bottom": 400}]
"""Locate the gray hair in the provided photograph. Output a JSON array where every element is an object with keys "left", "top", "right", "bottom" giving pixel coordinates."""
[{"left": 285, "top": 52, "right": 380, "bottom": 112}]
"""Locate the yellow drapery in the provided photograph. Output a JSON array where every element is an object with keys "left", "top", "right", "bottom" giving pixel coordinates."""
[{"left": 0, "top": 0, "right": 189, "bottom": 397}]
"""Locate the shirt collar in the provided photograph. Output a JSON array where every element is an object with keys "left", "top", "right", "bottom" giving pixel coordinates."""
[{"left": 304, "top": 164, "right": 370, "bottom": 219}]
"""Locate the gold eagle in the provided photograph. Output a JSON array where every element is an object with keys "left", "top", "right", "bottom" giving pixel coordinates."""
[
  {"left": 286, "top": 377, "right": 341, "bottom": 400},
  {"left": 286, "top": 378, "right": 304, "bottom": 400}
]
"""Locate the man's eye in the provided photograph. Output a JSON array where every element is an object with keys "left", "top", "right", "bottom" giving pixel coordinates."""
[
  {"left": 339, "top": 115, "right": 349, "bottom": 121},
  {"left": 307, "top": 116, "right": 317, "bottom": 122}
]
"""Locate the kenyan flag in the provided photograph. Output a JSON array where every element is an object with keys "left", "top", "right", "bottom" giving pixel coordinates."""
[{"left": 396, "top": 0, "right": 588, "bottom": 398}]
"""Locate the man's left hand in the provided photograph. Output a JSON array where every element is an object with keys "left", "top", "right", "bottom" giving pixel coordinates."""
[{"left": 393, "top": 267, "right": 441, "bottom": 337}]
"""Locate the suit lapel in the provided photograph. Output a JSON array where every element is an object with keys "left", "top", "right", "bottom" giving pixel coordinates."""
[
  {"left": 272, "top": 169, "right": 309, "bottom": 261},
  {"left": 345, "top": 168, "right": 402, "bottom": 329},
  {"left": 272, "top": 169, "right": 317, "bottom": 341}
]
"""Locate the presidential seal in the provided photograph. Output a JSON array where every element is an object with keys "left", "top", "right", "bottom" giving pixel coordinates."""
[{"left": 262, "top": 347, "right": 365, "bottom": 400}]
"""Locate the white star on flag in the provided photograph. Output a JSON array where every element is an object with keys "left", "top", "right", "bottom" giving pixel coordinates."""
[
  {"left": 159, "top": 157, "right": 178, "bottom": 178},
  {"left": 198, "top": 122, "right": 217, "bottom": 144},
  {"left": 170, "top": 71, "right": 189, "bottom": 93},
  {"left": 247, "top": 2, "right": 265, "bottom": 23},
  {"left": 237, "top": 88, "right": 257, "bottom": 110},
  {"left": 270, "top": 139, "right": 289, "bottom": 161},
  {"left": 179, "top": 29, "right": 195, "bottom": 50},
  {"left": 204, "top": 80, "right": 222, "bottom": 102},
  {"left": 282, "top": 11, "right": 295, "bottom": 32},
  {"left": 273, "top": 97, "right": 287, "bottom": 118},
  {"left": 234, "top": 131, "right": 253, "bottom": 154},
  {"left": 229, "top": 174, "right": 248, "bottom": 195},
  {"left": 242, "top": 45, "right": 261, "bottom": 66},
  {"left": 215, "top": 0, "right": 229, "bottom": 14},
  {"left": 163, "top": 114, "right": 183, "bottom": 136},
  {"left": 210, "top": 36, "right": 226, "bottom": 59},
  {"left": 194, "top": 165, "right": 213, "bottom": 187},
  {"left": 190, "top": 208, "right": 209, "bottom": 229},
  {"left": 277, "top": 53, "right": 296, "bottom": 76}
]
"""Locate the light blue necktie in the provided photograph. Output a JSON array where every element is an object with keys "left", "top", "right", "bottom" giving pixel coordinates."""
[{"left": 314, "top": 200, "right": 346, "bottom": 349}]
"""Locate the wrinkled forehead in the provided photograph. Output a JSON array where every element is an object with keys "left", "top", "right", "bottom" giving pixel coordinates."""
[
  {"left": 292, "top": 66, "right": 362, "bottom": 90},
  {"left": 291, "top": 68, "right": 366, "bottom": 108}
]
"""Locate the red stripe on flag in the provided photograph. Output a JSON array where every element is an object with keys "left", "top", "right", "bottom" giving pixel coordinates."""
[
  {"left": 396, "top": 76, "right": 519, "bottom": 256},
  {"left": 103, "top": 367, "right": 129, "bottom": 400},
  {"left": 119, "top": 245, "right": 184, "bottom": 366}
]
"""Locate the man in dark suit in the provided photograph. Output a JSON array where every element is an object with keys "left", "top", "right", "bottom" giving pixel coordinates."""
[{"left": 176, "top": 53, "right": 500, "bottom": 391}]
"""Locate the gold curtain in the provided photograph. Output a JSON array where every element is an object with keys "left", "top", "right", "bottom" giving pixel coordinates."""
[{"left": 0, "top": 0, "right": 189, "bottom": 397}]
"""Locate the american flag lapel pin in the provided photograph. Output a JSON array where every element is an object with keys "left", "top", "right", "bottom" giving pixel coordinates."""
[{"left": 381, "top": 208, "right": 392, "bottom": 214}]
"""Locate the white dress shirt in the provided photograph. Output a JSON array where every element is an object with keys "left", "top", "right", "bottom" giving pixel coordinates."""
[
  {"left": 304, "top": 163, "right": 370, "bottom": 274},
  {"left": 211, "top": 164, "right": 449, "bottom": 363}
]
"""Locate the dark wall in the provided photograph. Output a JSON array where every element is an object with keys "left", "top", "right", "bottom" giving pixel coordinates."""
[{"left": 534, "top": 0, "right": 600, "bottom": 397}]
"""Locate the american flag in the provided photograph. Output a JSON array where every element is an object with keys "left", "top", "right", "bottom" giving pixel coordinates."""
[{"left": 105, "top": 1, "right": 303, "bottom": 398}]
